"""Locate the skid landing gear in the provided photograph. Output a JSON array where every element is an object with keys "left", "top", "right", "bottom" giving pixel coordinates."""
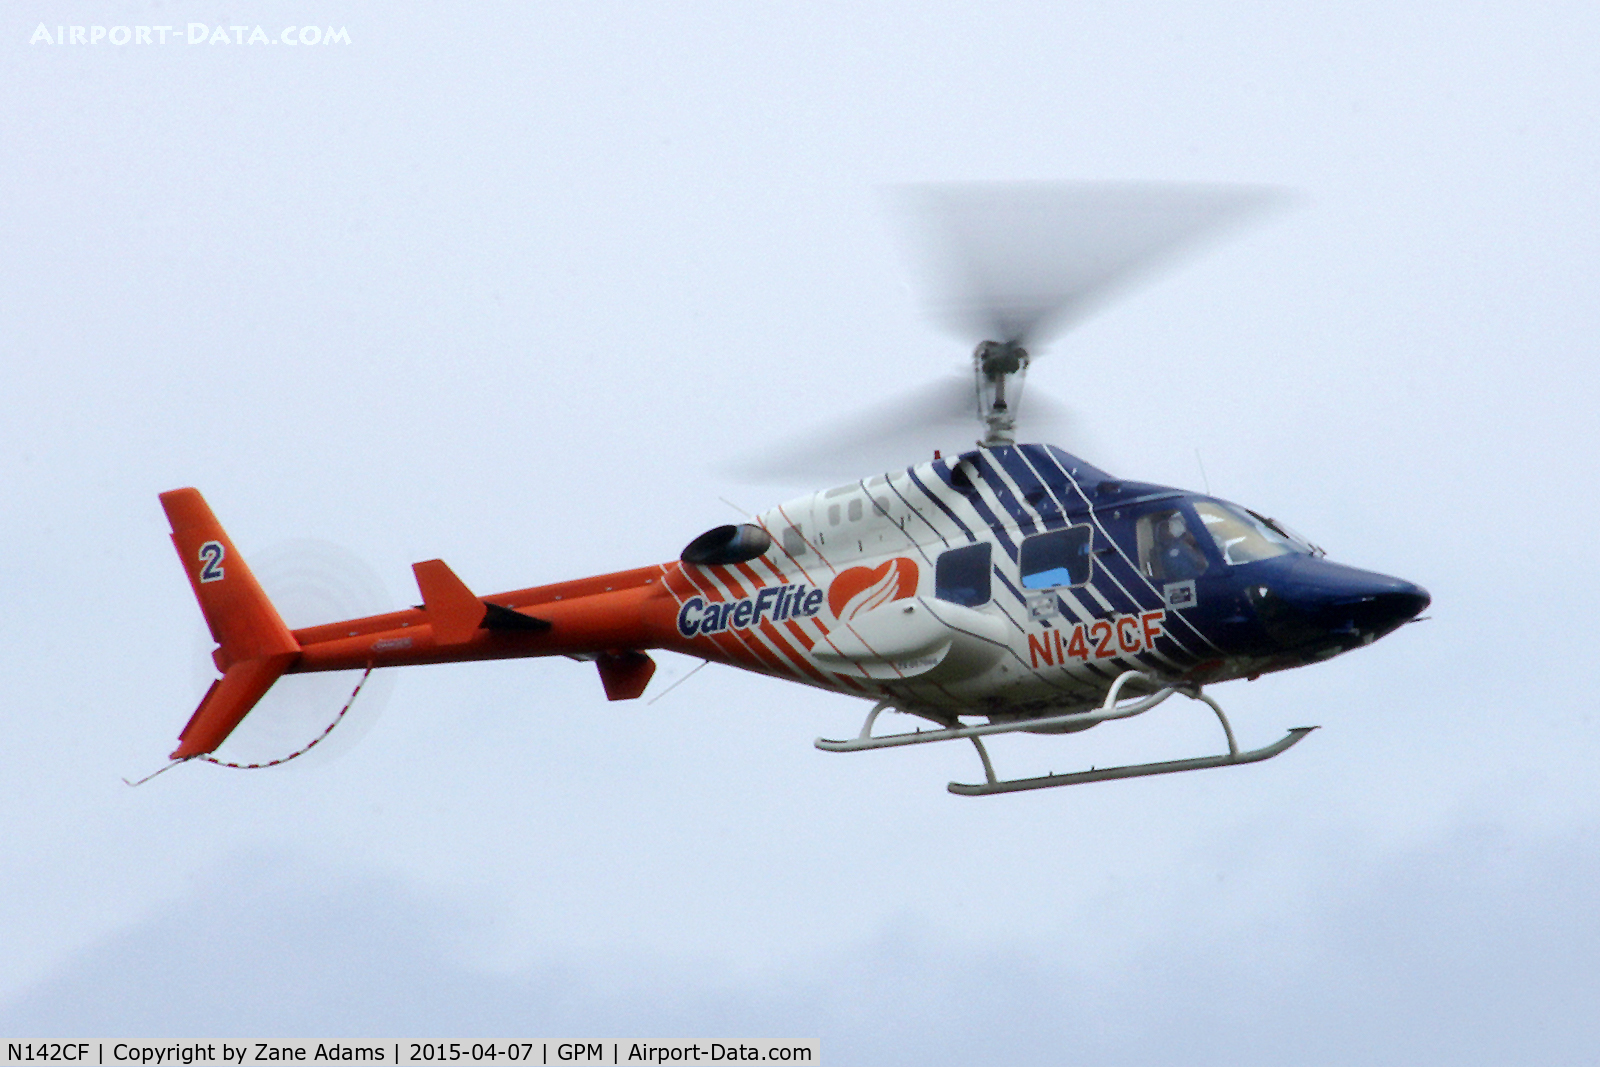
[{"left": 814, "top": 671, "right": 1316, "bottom": 795}]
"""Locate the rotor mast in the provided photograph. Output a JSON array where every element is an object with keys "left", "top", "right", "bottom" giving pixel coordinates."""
[{"left": 974, "top": 339, "right": 1030, "bottom": 448}]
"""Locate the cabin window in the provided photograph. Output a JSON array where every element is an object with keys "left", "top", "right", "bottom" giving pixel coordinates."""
[
  {"left": 936, "top": 543, "right": 991, "bottom": 606},
  {"left": 1192, "top": 501, "right": 1298, "bottom": 565},
  {"left": 781, "top": 525, "right": 808, "bottom": 556},
  {"left": 1019, "top": 525, "right": 1093, "bottom": 589},
  {"left": 1135, "top": 508, "right": 1210, "bottom": 580},
  {"left": 828, "top": 504, "right": 841, "bottom": 525},
  {"left": 848, "top": 498, "right": 863, "bottom": 522}
]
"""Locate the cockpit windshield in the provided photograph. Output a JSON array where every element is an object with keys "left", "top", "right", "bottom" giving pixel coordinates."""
[{"left": 1192, "top": 501, "right": 1305, "bottom": 566}]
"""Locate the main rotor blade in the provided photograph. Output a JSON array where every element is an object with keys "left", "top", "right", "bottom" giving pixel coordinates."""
[
  {"left": 726, "top": 374, "right": 1078, "bottom": 484},
  {"left": 890, "top": 181, "right": 1283, "bottom": 347}
]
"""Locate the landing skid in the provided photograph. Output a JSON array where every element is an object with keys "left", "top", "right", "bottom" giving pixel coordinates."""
[
  {"left": 949, "top": 726, "right": 1316, "bottom": 795},
  {"left": 814, "top": 671, "right": 1317, "bottom": 795}
]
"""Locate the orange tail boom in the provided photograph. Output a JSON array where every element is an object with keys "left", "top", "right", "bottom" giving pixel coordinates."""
[{"left": 160, "top": 489, "right": 676, "bottom": 761}]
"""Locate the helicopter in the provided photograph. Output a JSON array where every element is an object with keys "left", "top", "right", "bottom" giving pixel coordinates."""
[{"left": 154, "top": 183, "right": 1430, "bottom": 795}]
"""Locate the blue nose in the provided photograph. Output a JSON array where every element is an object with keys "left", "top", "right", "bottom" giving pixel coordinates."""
[
  {"left": 1246, "top": 557, "right": 1429, "bottom": 651},
  {"left": 1344, "top": 583, "right": 1431, "bottom": 634}
]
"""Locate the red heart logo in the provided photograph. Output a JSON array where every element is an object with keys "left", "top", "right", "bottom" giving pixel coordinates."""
[{"left": 827, "top": 558, "right": 919, "bottom": 621}]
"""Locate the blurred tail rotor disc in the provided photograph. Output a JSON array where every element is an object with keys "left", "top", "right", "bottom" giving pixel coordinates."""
[{"left": 194, "top": 539, "right": 398, "bottom": 769}]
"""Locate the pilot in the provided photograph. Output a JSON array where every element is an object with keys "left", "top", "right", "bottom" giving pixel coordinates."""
[{"left": 1154, "top": 512, "right": 1208, "bottom": 579}]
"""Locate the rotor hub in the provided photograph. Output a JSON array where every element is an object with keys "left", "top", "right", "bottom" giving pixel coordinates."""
[{"left": 976, "top": 339, "right": 1028, "bottom": 381}]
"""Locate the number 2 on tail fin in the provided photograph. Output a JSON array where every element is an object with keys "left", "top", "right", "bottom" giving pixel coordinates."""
[{"left": 198, "top": 540, "right": 225, "bottom": 583}]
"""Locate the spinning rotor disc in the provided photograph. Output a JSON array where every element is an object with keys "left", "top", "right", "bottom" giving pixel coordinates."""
[{"left": 734, "top": 181, "right": 1283, "bottom": 480}]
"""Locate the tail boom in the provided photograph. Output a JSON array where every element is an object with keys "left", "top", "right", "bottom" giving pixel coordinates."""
[
  {"left": 161, "top": 488, "right": 693, "bottom": 761},
  {"left": 289, "top": 574, "right": 682, "bottom": 673}
]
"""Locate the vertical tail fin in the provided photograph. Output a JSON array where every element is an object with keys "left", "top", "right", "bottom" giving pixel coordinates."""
[
  {"left": 160, "top": 488, "right": 300, "bottom": 758},
  {"left": 161, "top": 488, "right": 298, "bottom": 667}
]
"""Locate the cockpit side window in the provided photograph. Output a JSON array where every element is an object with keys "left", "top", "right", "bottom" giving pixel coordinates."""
[
  {"left": 1019, "top": 525, "right": 1092, "bottom": 589},
  {"left": 1192, "top": 501, "right": 1298, "bottom": 566},
  {"left": 935, "top": 542, "right": 991, "bottom": 606},
  {"left": 1135, "top": 508, "right": 1210, "bottom": 581}
]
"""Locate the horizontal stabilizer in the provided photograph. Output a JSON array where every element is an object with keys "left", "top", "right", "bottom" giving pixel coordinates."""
[
  {"left": 412, "top": 559, "right": 486, "bottom": 644},
  {"left": 413, "top": 560, "right": 552, "bottom": 642},
  {"left": 482, "top": 601, "right": 552, "bottom": 632}
]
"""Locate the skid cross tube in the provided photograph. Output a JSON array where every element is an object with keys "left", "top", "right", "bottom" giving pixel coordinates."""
[
  {"left": 814, "top": 670, "right": 1318, "bottom": 795},
  {"left": 814, "top": 671, "right": 1177, "bottom": 754}
]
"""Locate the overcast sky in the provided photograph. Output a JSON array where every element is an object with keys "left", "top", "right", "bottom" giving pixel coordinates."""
[{"left": 4, "top": 1, "right": 1599, "bottom": 1062}]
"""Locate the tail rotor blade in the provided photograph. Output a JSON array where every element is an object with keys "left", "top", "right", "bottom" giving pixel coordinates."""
[
  {"left": 213, "top": 539, "right": 397, "bottom": 766},
  {"left": 171, "top": 521, "right": 398, "bottom": 767}
]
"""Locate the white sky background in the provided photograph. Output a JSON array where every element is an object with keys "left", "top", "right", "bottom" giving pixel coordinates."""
[{"left": 3, "top": 0, "right": 1599, "bottom": 1061}]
